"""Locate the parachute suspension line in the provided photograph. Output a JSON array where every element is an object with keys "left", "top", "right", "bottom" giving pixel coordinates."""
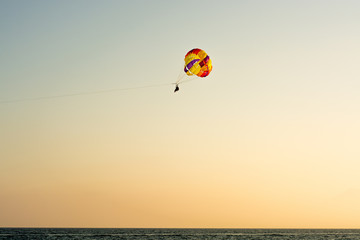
[
  {"left": 175, "top": 65, "right": 195, "bottom": 85},
  {"left": 176, "top": 67, "right": 185, "bottom": 81},
  {"left": 175, "top": 67, "right": 187, "bottom": 84},
  {"left": 176, "top": 74, "right": 186, "bottom": 84},
  {"left": 175, "top": 77, "right": 196, "bottom": 86}
]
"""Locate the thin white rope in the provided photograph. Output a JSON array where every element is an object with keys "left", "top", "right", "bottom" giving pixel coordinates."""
[
  {"left": 0, "top": 83, "right": 172, "bottom": 104},
  {"left": 175, "top": 68, "right": 195, "bottom": 85}
]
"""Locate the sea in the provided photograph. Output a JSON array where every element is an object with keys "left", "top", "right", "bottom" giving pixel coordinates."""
[{"left": 1, "top": 228, "right": 360, "bottom": 240}]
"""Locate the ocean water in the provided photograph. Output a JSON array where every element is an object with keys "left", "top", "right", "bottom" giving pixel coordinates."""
[{"left": 1, "top": 228, "right": 360, "bottom": 240}]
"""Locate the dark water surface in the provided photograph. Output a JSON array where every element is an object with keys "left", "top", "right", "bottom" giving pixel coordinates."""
[{"left": 1, "top": 228, "right": 360, "bottom": 240}]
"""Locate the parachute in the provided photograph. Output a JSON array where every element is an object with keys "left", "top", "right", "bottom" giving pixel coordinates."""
[
  {"left": 184, "top": 48, "right": 212, "bottom": 77},
  {"left": 175, "top": 48, "right": 212, "bottom": 87}
]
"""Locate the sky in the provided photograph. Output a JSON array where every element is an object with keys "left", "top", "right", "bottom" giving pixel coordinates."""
[{"left": 1, "top": 0, "right": 360, "bottom": 228}]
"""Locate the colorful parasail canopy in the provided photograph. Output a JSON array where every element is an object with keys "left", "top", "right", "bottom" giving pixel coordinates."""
[{"left": 184, "top": 48, "right": 212, "bottom": 77}]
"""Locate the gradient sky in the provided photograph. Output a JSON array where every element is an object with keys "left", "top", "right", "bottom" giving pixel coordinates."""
[{"left": 1, "top": 0, "right": 360, "bottom": 228}]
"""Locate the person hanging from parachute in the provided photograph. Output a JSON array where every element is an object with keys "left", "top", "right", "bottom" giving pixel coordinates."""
[
  {"left": 174, "top": 84, "right": 180, "bottom": 92},
  {"left": 174, "top": 48, "right": 212, "bottom": 93}
]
